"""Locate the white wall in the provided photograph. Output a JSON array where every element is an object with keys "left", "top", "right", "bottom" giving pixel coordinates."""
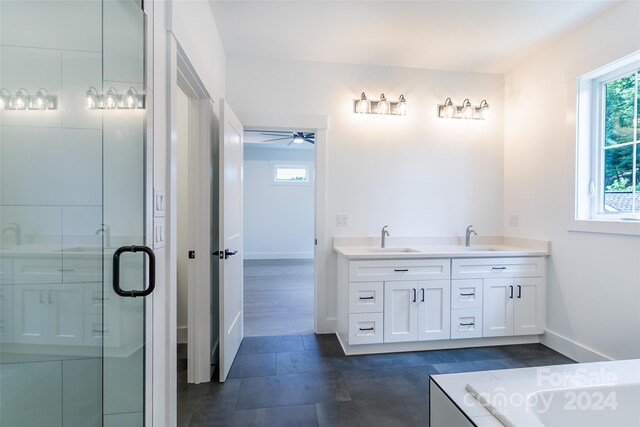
[
  {"left": 227, "top": 56, "right": 505, "bottom": 331},
  {"left": 176, "top": 87, "right": 189, "bottom": 341},
  {"left": 243, "top": 145, "right": 314, "bottom": 259},
  {"left": 149, "top": 0, "right": 227, "bottom": 422},
  {"left": 503, "top": 1, "right": 640, "bottom": 361}
]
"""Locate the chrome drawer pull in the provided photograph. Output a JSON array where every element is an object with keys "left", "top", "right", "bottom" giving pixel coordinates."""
[
  {"left": 491, "top": 266, "right": 506, "bottom": 270},
  {"left": 459, "top": 322, "right": 475, "bottom": 327},
  {"left": 359, "top": 327, "right": 374, "bottom": 331},
  {"left": 459, "top": 292, "right": 475, "bottom": 297},
  {"left": 394, "top": 269, "right": 409, "bottom": 272},
  {"left": 358, "top": 296, "right": 374, "bottom": 300}
]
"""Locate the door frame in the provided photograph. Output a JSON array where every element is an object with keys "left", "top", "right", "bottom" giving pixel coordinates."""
[
  {"left": 239, "top": 112, "right": 328, "bottom": 333},
  {"left": 175, "top": 46, "right": 216, "bottom": 385}
]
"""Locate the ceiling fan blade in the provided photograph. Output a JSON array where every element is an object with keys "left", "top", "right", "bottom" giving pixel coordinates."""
[
  {"left": 260, "top": 132, "right": 293, "bottom": 137},
  {"left": 261, "top": 137, "right": 291, "bottom": 142},
  {"left": 287, "top": 139, "right": 294, "bottom": 146},
  {"left": 303, "top": 138, "right": 315, "bottom": 144}
]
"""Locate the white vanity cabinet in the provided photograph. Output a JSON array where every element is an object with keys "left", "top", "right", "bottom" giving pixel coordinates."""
[
  {"left": 384, "top": 280, "right": 451, "bottom": 343},
  {"left": 452, "top": 257, "right": 546, "bottom": 338},
  {"left": 336, "top": 250, "right": 547, "bottom": 355},
  {"left": 337, "top": 257, "right": 450, "bottom": 346}
]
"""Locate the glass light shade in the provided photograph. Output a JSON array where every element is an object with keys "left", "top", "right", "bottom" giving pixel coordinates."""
[
  {"left": 104, "top": 87, "right": 118, "bottom": 109},
  {"left": 356, "top": 92, "right": 371, "bottom": 114},
  {"left": 397, "top": 95, "right": 407, "bottom": 115},
  {"left": 0, "top": 89, "right": 10, "bottom": 110},
  {"left": 29, "top": 89, "right": 49, "bottom": 110},
  {"left": 86, "top": 87, "right": 101, "bottom": 109},
  {"left": 478, "top": 100, "right": 489, "bottom": 120},
  {"left": 293, "top": 137, "right": 304, "bottom": 144},
  {"left": 462, "top": 99, "right": 473, "bottom": 119},
  {"left": 11, "top": 89, "right": 29, "bottom": 110},
  {"left": 122, "top": 87, "right": 138, "bottom": 109},
  {"left": 377, "top": 93, "right": 390, "bottom": 115},
  {"left": 443, "top": 98, "right": 455, "bottom": 118}
]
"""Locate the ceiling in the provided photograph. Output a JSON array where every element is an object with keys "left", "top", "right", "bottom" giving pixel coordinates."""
[{"left": 210, "top": 0, "right": 619, "bottom": 74}]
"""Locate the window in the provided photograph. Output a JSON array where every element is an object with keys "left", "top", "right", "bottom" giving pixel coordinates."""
[
  {"left": 576, "top": 53, "right": 640, "bottom": 224},
  {"left": 272, "top": 164, "right": 311, "bottom": 184}
]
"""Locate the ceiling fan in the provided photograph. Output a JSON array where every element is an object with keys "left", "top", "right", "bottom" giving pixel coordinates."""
[{"left": 247, "top": 130, "right": 315, "bottom": 145}]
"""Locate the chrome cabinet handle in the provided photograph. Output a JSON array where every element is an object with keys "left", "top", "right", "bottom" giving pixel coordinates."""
[
  {"left": 517, "top": 285, "right": 522, "bottom": 299},
  {"left": 460, "top": 322, "right": 475, "bottom": 327},
  {"left": 394, "top": 269, "right": 409, "bottom": 272},
  {"left": 412, "top": 288, "right": 417, "bottom": 302},
  {"left": 460, "top": 292, "right": 475, "bottom": 297},
  {"left": 421, "top": 288, "right": 425, "bottom": 302},
  {"left": 359, "top": 327, "right": 374, "bottom": 331},
  {"left": 491, "top": 266, "right": 506, "bottom": 270},
  {"left": 509, "top": 285, "right": 514, "bottom": 299},
  {"left": 359, "top": 296, "right": 374, "bottom": 300}
]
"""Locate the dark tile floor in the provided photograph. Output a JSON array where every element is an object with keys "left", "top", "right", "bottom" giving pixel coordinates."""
[{"left": 177, "top": 334, "right": 575, "bottom": 427}]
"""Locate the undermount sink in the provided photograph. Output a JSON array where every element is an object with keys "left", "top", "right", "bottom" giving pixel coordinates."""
[{"left": 368, "top": 247, "right": 419, "bottom": 253}]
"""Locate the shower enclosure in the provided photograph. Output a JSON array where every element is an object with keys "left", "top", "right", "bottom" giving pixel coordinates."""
[{"left": 0, "top": 0, "right": 151, "bottom": 425}]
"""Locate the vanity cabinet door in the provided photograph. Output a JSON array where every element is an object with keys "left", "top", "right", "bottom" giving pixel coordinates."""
[
  {"left": 13, "top": 285, "right": 50, "bottom": 344},
  {"left": 483, "top": 278, "right": 514, "bottom": 337},
  {"left": 384, "top": 281, "right": 418, "bottom": 343},
  {"left": 513, "top": 278, "right": 545, "bottom": 336},
  {"left": 417, "top": 280, "right": 450, "bottom": 341}
]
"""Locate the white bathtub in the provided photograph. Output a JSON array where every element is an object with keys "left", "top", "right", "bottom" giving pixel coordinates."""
[
  {"left": 529, "top": 383, "right": 640, "bottom": 427},
  {"left": 452, "top": 359, "right": 640, "bottom": 427}
]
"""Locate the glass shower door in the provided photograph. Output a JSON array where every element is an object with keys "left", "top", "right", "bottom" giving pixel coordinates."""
[{"left": 0, "top": 0, "right": 150, "bottom": 426}]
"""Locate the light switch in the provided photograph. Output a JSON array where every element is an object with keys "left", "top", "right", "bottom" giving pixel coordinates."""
[
  {"left": 153, "top": 218, "right": 165, "bottom": 249},
  {"left": 154, "top": 187, "right": 165, "bottom": 217},
  {"left": 508, "top": 214, "right": 519, "bottom": 227},
  {"left": 336, "top": 214, "right": 349, "bottom": 227}
]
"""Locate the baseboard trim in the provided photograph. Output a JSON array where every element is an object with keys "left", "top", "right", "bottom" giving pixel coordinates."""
[
  {"left": 541, "top": 330, "right": 611, "bottom": 362},
  {"left": 244, "top": 252, "right": 314, "bottom": 260},
  {"left": 177, "top": 326, "right": 188, "bottom": 344}
]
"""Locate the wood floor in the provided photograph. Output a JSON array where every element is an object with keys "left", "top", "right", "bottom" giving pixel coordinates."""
[{"left": 243, "top": 259, "right": 314, "bottom": 337}]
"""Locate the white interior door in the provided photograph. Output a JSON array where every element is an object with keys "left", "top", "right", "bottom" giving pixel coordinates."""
[{"left": 219, "top": 99, "right": 244, "bottom": 382}]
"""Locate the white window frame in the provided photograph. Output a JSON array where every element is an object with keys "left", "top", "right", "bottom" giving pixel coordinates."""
[
  {"left": 574, "top": 51, "right": 640, "bottom": 235},
  {"left": 272, "top": 163, "right": 313, "bottom": 185}
]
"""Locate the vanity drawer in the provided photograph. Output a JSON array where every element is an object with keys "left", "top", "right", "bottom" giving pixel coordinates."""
[
  {"left": 348, "top": 313, "right": 383, "bottom": 345},
  {"left": 451, "top": 257, "right": 544, "bottom": 279},
  {"left": 349, "top": 259, "right": 450, "bottom": 282},
  {"left": 451, "top": 309, "right": 483, "bottom": 339},
  {"left": 349, "top": 282, "right": 383, "bottom": 313},
  {"left": 451, "top": 279, "right": 483, "bottom": 309}
]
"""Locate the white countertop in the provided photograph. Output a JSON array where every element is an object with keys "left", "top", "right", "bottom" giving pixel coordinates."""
[{"left": 333, "top": 236, "right": 549, "bottom": 259}]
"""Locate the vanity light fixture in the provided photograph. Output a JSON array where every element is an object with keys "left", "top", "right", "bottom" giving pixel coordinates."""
[
  {"left": 0, "top": 88, "right": 58, "bottom": 111},
  {"left": 29, "top": 88, "right": 57, "bottom": 110},
  {"left": 86, "top": 86, "right": 145, "bottom": 110},
  {"left": 0, "top": 89, "right": 10, "bottom": 110},
  {"left": 354, "top": 92, "right": 407, "bottom": 116},
  {"left": 437, "top": 98, "right": 490, "bottom": 120}
]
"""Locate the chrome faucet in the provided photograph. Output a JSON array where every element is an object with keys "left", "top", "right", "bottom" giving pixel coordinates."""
[
  {"left": 1, "top": 223, "right": 21, "bottom": 246},
  {"left": 465, "top": 225, "right": 477, "bottom": 247},
  {"left": 381, "top": 225, "right": 390, "bottom": 248},
  {"left": 96, "top": 224, "right": 111, "bottom": 248}
]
